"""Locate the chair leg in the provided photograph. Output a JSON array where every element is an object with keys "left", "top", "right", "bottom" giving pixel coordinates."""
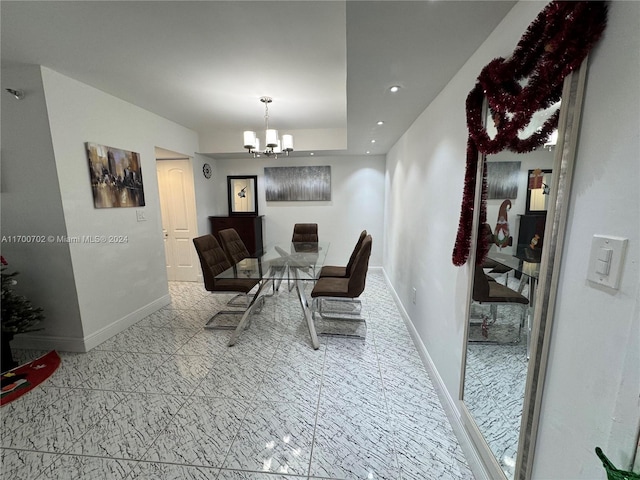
[
  {"left": 227, "top": 293, "right": 249, "bottom": 307},
  {"left": 204, "top": 310, "right": 245, "bottom": 330},
  {"left": 312, "top": 296, "right": 367, "bottom": 339},
  {"left": 318, "top": 297, "right": 362, "bottom": 318}
]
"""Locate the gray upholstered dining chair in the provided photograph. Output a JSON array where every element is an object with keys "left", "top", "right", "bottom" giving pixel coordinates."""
[
  {"left": 192, "top": 234, "right": 260, "bottom": 329},
  {"left": 310, "top": 234, "right": 372, "bottom": 338},
  {"left": 319, "top": 230, "right": 367, "bottom": 278}
]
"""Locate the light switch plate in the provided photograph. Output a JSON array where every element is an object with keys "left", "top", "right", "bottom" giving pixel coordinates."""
[
  {"left": 587, "top": 235, "right": 628, "bottom": 289},
  {"left": 136, "top": 210, "right": 146, "bottom": 222}
]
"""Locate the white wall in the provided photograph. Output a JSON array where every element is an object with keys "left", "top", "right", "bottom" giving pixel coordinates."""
[
  {"left": 385, "top": 0, "right": 546, "bottom": 397},
  {"left": 532, "top": 0, "right": 640, "bottom": 477},
  {"left": 2, "top": 66, "right": 201, "bottom": 351},
  {"left": 1, "top": 65, "right": 82, "bottom": 343},
  {"left": 205, "top": 154, "right": 385, "bottom": 268},
  {"left": 384, "top": 0, "right": 639, "bottom": 477}
]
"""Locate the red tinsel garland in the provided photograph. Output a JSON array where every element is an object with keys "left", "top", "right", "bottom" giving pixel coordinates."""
[{"left": 452, "top": 0, "right": 608, "bottom": 266}]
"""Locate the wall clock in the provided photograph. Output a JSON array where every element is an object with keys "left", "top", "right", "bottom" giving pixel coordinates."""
[{"left": 202, "top": 163, "right": 212, "bottom": 179}]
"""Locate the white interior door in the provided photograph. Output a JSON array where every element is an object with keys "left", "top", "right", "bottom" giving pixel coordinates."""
[{"left": 157, "top": 158, "right": 199, "bottom": 281}]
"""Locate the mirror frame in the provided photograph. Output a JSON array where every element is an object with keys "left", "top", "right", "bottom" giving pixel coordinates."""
[
  {"left": 227, "top": 175, "right": 258, "bottom": 216},
  {"left": 459, "top": 59, "right": 589, "bottom": 480}
]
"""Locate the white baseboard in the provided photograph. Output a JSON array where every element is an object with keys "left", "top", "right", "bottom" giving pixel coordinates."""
[
  {"left": 381, "top": 269, "right": 491, "bottom": 480},
  {"left": 10, "top": 294, "right": 171, "bottom": 353}
]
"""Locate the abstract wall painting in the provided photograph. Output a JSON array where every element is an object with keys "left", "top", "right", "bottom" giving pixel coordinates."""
[
  {"left": 86, "top": 142, "right": 145, "bottom": 208},
  {"left": 486, "top": 161, "right": 520, "bottom": 199},
  {"left": 264, "top": 166, "right": 331, "bottom": 201}
]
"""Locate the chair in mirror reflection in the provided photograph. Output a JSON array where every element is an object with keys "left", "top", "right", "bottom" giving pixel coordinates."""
[
  {"left": 311, "top": 234, "right": 372, "bottom": 339},
  {"left": 192, "top": 234, "right": 261, "bottom": 329},
  {"left": 471, "top": 263, "right": 529, "bottom": 344}
]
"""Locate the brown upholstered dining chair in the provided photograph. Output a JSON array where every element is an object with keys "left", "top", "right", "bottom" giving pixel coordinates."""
[
  {"left": 217, "top": 228, "right": 259, "bottom": 305},
  {"left": 310, "top": 235, "right": 372, "bottom": 337},
  {"left": 289, "top": 223, "right": 320, "bottom": 288},
  {"left": 292, "top": 223, "right": 318, "bottom": 243},
  {"left": 218, "top": 228, "right": 251, "bottom": 265},
  {"left": 471, "top": 264, "right": 529, "bottom": 343},
  {"left": 193, "top": 234, "right": 260, "bottom": 329},
  {"left": 319, "top": 230, "right": 367, "bottom": 278}
]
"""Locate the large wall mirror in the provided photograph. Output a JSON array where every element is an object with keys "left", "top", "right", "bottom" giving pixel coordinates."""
[{"left": 459, "top": 60, "right": 588, "bottom": 480}]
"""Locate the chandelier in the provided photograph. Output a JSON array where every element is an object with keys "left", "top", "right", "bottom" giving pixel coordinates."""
[{"left": 243, "top": 96, "right": 293, "bottom": 158}]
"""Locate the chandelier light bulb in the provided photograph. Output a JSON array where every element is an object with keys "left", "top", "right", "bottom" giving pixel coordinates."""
[
  {"left": 265, "top": 129, "right": 278, "bottom": 148},
  {"left": 243, "top": 131, "right": 257, "bottom": 150},
  {"left": 282, "top": 134, "right": 293, "bottom": 152},
  {"left": 243, "top": 96, "right": 293, "bottom": 158}
]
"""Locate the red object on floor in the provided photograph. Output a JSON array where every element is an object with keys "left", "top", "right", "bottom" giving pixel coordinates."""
[{"left": 1, "top": 350, "right": 61, "bottom": 406}]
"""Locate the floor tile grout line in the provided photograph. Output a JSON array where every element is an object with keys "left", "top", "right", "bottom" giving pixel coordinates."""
[
  {"left": 305, "top": 330, "right": 329, "bottom": 479},
  {"left": 128, "top": 330, "right": 250, "bottom": 476},
  {"left": 372, "top": 330, "right": 404, "bottom": 479},
  {"left": 211, "top": 296, "right": 284, "bottom": 475},
  {"left": 5, "top": 273, "right": 474, "bottom": 479}
]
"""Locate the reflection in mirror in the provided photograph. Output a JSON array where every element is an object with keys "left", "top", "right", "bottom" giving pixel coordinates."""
[
  {"left": 455, "top": 3, "right": 608, "bottom": 478},
  {"left": 461, "top": 61, "right": 590, "bottom": 480},
  {"left": 526, "top": 169, "right": 552, "bottom": 214},
  {"left": 464, "top": 140, "right": 554, "bottom": 478}
]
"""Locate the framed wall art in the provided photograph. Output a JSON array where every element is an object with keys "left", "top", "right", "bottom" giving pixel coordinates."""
[
  {"left": 264, "top": 166, "right": 331, "bottom": 201},
  {"left": 228, "top": 175, "right": 258, "bottom": 216},
  {"left": 85, "top": 142, "right": 145, "bottom": 208},
  {"left": 486, "top": 161, "right": 520, "bottom": 199}
]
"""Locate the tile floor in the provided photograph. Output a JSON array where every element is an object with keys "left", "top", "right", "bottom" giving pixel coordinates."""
[
  {"left": 1, "top": 271, "right": 474, "bottom": 480},
  {"left": 463, "top": 274, "right": 530, "bottom": 480}
]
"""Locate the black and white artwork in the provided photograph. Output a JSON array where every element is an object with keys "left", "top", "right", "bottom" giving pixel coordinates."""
[
  {"left": 264, "top": 166, "right": 331, "bottom": 201},
  {"left": 486, "top": 161, "right": 521, "bottom": 199}
]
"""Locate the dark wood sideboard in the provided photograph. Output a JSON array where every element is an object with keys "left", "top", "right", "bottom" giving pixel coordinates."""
[{"left": 209, "top": 216, "right": 264, "bottom": 256}]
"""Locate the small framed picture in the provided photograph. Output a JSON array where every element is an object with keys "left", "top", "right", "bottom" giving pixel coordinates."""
[{"left": 227, "top": 175, "right": 258, "bottom": 216}]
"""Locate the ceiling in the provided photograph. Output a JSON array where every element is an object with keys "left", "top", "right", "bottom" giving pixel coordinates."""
[{"left": 1, "top": 1, "right": 516, "bottom": 159}]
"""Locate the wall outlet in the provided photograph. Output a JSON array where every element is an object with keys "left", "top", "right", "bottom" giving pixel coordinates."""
[
  {"left": 136, "top": 210, "right": 146, "bottom": 222},
  {"left": 412, "top": 287, "right": 417, "bottom": 304}
]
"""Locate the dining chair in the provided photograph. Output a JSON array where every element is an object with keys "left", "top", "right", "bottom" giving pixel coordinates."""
[
  {"left": 319, "top": 230, "right": 367, "bottom": 278},
  {"left": 292, "top": 223, "right": 318, "bottom": 243},
  {"left": 310, "top": 235, "right": 372, "bottom": 338},
  {"left": 192, "top": 234, "right": 261, "bottom": 329},
  {"left": 471, "top": 264, "right": 529, "bottom": 343},
  {"left": 217, "top": 228, "right": 261, "bottom": 306},
  {"left": 289, "top": 223, "right": 320, "bottom": 288},
  {"left": 218, "top": 228, "right": 250, "bottom": 264}
]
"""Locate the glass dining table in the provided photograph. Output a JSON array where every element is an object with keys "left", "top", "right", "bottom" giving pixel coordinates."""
[{"left": 215, "top": 241, "right": 329, "bottom": 349}]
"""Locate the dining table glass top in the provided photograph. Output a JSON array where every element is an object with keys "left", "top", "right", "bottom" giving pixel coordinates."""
[
  {"left": 215, "top": 241, "right": 330, "bottom": 282},
  {"left": 487, "top": 245, "right": 540, "bottom": 280}
]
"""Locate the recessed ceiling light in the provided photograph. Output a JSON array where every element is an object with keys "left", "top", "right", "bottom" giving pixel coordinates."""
[
  {"left": 370, "top": 139, "right": 376, "bottom": 144},
  {"left": 389, "top": 85, "right": 400, "bottom": 93},
  {"left": 377, "top": 121, "right": 384, "bottom": 125},
  {"left": 310, "top": 152, "right": 314, "bottom": 156}
]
